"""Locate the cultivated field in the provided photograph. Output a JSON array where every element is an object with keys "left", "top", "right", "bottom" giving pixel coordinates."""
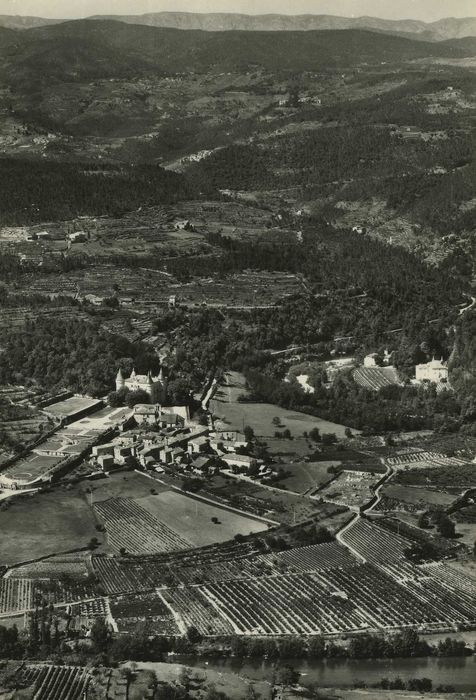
[
  {"left": 137, "top": 491, "right": 268, "bottom": 546},
  {"left": 318, "top": 471, "right": 378, "bottom": 509},
  {"left": 384, "top": 451, "right": 470, "bottom": 471},
  {"left": 94, "top": 497, "right": 191, "bottom": 554},
  {"left": 352, "top": 366, "right": 402, "bottom": 390},
  {"left": 377, "top": 483, "right": 456, "bottom": 513},
  {"left": 278, "top": 461, "right": 338, "bottom": 494},
  {"left": 160, "top": 562, "right": 476, "bottom": 636}
]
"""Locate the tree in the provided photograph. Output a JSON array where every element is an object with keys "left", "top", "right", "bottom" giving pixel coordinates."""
[
  {"left": 248, "top": 462, "right": 260, "bottom": 478},
  {"left": 186, "top": 625, "right": 203, "bottom": 644},
  {"left": 90, "top": 617, "right": 112, "bottom": 653},
  {"left": 126, "top": 389, "right": 150, "bottom": 408},
  {"left": 437, "top": 515, "right": 456, "bottom": 538},
  {"left": 309, "top": 427, "right": 321, "bottom": 442},
  {"left": 243, "top": 425, "right": 255, "bottom": 442}
]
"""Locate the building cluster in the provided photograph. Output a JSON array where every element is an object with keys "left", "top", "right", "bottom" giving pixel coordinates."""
[{"left": 91, "top": 406, "right": 259, "bottom": 477}]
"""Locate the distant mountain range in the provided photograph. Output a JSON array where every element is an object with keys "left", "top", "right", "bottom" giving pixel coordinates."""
[
  {"left": 0, "top": 20, "right": 473, "bottom": 87},
  {"left": 0, "top": 12, "right": 475, "bottom": 41}
]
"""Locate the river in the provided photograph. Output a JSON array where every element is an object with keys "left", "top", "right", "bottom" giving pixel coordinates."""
[{"left": 183, "top": 656, "right": 476, "bottom": 692}]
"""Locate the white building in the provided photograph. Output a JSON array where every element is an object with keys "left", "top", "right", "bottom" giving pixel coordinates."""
[{"left": 415, "top": 358, "right": 449, "bottom": 383}]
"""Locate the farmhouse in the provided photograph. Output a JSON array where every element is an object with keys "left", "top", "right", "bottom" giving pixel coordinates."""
[
  {"left": 222, "top": 453, "right": 257, "bottom": 470},
  {"left": 188, "top": 435, "right": 210, "bottom": 455},
  {"left": 67, "top": 231, "right": 88, "bottom": 243},
  {"left": 415, "top": 357, "right": 449, "bottom": 383}
]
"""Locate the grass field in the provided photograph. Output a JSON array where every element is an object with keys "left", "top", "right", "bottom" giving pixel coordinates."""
[
  {"left": 382, "top": 484, "right": 456, "bottom": 507},
  {"left": 89, "top": 471, "right": 170, "bottom": 503},
  {"left": 0, "top": 473, "right": 165, "bottom": 565},
  {"left": 212, "top": 398, "right": 352, "bottom": 439},
  {"left": 136, "top": 491, "right": 268, "bottom": 546},
  {"left": 211, "top": 372, "right": 355, "bottom": 439},
  {"left": 280, "top": 461, "right": 340, "bottom": 494},
  {"left": 0, "top": 488, "right": 100, "bottom": 565}
]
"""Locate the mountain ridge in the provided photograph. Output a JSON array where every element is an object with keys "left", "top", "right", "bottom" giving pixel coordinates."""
[
  {"left": 0, "top": 12, "right": 475, "bottom": 41},
  {"left": 1, "top": 20, "right": 472, "bottom": 85}
]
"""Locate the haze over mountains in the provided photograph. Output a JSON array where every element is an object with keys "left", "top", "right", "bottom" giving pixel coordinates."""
[{"left": 0, "top": 12, "right": 475, "bottom": 41}]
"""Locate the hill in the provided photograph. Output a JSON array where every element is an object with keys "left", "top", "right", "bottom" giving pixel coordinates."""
[
  {"left": 0, "top": 13, "right": 475, "bottom": 41},
  {"left": 0, "top": 21, "right": 472, "bottom": 86}
]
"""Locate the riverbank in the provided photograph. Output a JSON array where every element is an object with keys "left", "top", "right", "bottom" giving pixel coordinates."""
[{"left": 179, "top": 655, "right": 476, "bottom": 693}]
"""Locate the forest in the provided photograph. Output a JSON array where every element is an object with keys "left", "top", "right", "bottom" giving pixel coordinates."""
[
  {"left": 0, "top": 318, "right": 160, "bottom": 395},
  {"left": 0, "top": 158, "right": 201, "bottom": 226}
]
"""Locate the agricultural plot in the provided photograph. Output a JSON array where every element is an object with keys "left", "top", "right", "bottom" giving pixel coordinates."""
[
  {"left": 137, "top": 491, "right": 268, "bottom": 547},
  {"left": 339, "top": 518, "right": 415, "bottom": 562},
  {"left": 376, "top": 484, "right": 455, "bottom": 513},
  {"left": 395, "top": 462, "right": 476, "bottom": 489},
  {"left": 265, "top": 542, "right": 359, "bottom": 573},
  {"left": 385, "top": 451, "right": 469, "bottom": 470},
  {"left": 94, "top": 497, "right": 191, "bottom": 554},
  {"left": 206, "top": 473, "right": 347, "bottom": 525},
  {"left": 110, "top": 593, "right": 180, "bottom": 636},
  {"left": 0, "top": 489, "right": 99, "bottom": 565},
  {"left": 0, "top": 578, "right": 89, "bottom": 618},
  {"left": 69, "top": 598, "right": 108, "bottom": 618},
  {"left": 91, "top": 540, "right": 266, "bottom": 594},
  {"left": 318, "top": 470, "right": 378, "bottom": 509},
  {"left": 211, "top": 372, "right": 352, "bottom": 439},
  {"left": 0, "top": 579, "right": 33, "bottom": 615},
  {"left": 277, "top": 461, "right": 338, "bottom": 495},
  {"left": 162, "top": 562, "right": 476, "bottom": 636},
  {"left": 352, "top": 366, "right": 402, "bottom": 391},
  {"left": 6, "top": 553, "right": 90, "bottom": 579},
  {"left": 27, "top": 665, "right": 90, "bottom": 700},
  {"left": 160, "top": 587, "right": 234, "bottom": 636}
]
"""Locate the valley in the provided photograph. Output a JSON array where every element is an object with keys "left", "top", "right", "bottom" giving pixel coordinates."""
[{"left": 0, "top": 7, "right": 475, "bottom": 699}]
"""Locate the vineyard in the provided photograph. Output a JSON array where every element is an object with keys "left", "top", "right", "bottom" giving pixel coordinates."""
[
  {"left": 0, "top": 577, "right": 97, "bottom": 615},
  {"left": 265, "top": 542, "right": 359, "bottom": 573},
  {"left": 6, "top": 554, "right": 90, "bottom": 580},
  {"left": 91, "top": 540, "right": 264, "bottom": 594},
  {"left": 94, "top": 498, "right": 191, "bottom": 554},
  {"left": 384, "top": 451, "right": 469, "bottom": 470},
  {"left": 30, "top": 665, "right": 90, "bottom": 700},
  {"left": 110, "top": 593, "right": 180, "bottom": 636},
  {"left": 339, "top": 518, "right": 414, "bottom": 562},
  {"left": 156, "top": 561, "right": 476, "bottom": 636},
  {"left": 352, "top": 366, "right": 402, "bottom": 391},
  {"left": 0, "top": 579, "right": 33, "bottom": 615}
]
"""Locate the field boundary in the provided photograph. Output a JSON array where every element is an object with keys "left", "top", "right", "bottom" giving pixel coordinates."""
[{"left": 136, "top": 470, "right": 280, "bottom": 526}]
